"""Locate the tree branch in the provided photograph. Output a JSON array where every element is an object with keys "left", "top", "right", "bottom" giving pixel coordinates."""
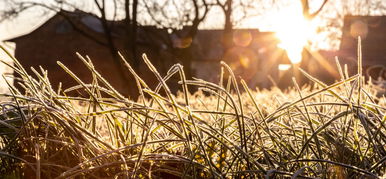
[{"left": 309, "top": 0, "right": 328, "bottom": 19}]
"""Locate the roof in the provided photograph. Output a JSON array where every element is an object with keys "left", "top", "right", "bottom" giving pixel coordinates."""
[
  {"left": 4, "top": 10, "right": 281, "bottom": 63},
  {"left": 192, "top": 29, "right": 279, "bottom": 61},
  {"left": 4, "top": 10, "right": 170, "bottom": 49},
  {"left": 4, "top": 13, "right": 59, "bottom": 42},
  {"left": 4, "top": 10, "right": 110, "bottom": 42}
]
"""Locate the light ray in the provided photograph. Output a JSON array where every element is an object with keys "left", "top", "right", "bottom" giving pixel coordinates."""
[{"left": 272, "top": 2, "right": 319, "bottom": 64}]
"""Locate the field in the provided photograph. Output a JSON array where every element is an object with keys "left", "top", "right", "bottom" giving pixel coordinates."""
[{"left": 0, "top": 45, "right": 385, "bottom": 178}]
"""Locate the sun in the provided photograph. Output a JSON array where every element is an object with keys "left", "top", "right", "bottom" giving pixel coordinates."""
[{"left": 272, "top": 3, "right": 318, "bottom": 64}]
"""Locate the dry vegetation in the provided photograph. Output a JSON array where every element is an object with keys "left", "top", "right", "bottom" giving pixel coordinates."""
[{"left": 0, "top": 43, "right": 385, "bottom": 178}]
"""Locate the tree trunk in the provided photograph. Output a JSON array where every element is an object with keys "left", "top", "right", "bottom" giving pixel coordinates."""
[
  {"left": 97, "top": 0, "right": 131, "bottom": 95},
  {"left": 181, "top": 19, "right": 200, "bottom": 80},
  {"left": 131, "top": 0, "right": 139, "bottom": 71},
  {"left": 223, "top": 0, "right": 233, "bottom": 50}
]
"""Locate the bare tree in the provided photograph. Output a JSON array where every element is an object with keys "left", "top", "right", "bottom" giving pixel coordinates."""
[
  {"left": 0, "top": 0, "right": 143, "bottom": 88},
  {"left": 1, "top": 0, "right": 212, "bottom": 80},
  {"left": 211, "top": 0, "right": 262, "bottom": 49},
  {"left": 319, "top": 0, "right": 386, "bottom": 49},
  {"left": 212, "top": 0, "right": 233, "bottom": 48},
  {"left": 301, "top": 0, "right": 328, "bottom": 20},
  {"left": 143, "top": 0, "right": 210, "bottom": 79}
]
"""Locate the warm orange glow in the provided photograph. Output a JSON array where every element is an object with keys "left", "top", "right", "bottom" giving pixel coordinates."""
[
  {"left": 278, "top": 64, "right": 291, "bottom": 71},
  {"left": 239, "top": 55, "right": 250, "bottom": 68},
  {"left": 233, "top": 30, "right": 252, "bottom": 47},
  {"left": 272, "top": 2, "right": 318, "bottom": 64}
]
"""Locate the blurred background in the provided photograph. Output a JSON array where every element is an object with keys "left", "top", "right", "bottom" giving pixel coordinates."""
[{"left": 0, "top": 0, "right": 385, "bottom": 96}]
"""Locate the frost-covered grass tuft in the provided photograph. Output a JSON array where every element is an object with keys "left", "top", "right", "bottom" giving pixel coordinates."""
[{"left": 0, "top": 42, "right": 385, "bottom": 178}]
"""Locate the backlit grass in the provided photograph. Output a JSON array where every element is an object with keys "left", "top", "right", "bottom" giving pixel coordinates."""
[{"left": 0, "top": 40, "right": 385, "bottom": 178}]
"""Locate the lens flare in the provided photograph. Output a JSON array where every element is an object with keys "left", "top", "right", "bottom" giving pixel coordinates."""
[
  {"left": 272, "top": 3, "right": 318, "bottom": 64},
  {"left": 233, "top": 30, "right": 252, "bottom": 47}
]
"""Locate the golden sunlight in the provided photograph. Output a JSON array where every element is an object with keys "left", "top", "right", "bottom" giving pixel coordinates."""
[
  {"left": 273, "top": 2, "right": 318, "bottom": 64},
  {"left": 278, "top": 64, "right": 291, "bottom": 71}
]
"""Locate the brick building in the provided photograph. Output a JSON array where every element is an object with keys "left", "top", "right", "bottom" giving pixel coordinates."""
[
  {"left": 5, "top": 10, "right": 172, "bottom": 97},
  {"left": 6, "top": 10, "right": 294, "bottom": 97},
  {"left": 339, "top": 15, "right": 386, "bottom": 79}
]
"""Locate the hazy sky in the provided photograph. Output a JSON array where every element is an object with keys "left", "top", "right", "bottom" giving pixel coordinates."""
[
  {"left": 0, "top": 0, "right": 330, "bottom": 41},
  {"left": 1, "top": 0, "right": 386, "bottom": 44}
]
